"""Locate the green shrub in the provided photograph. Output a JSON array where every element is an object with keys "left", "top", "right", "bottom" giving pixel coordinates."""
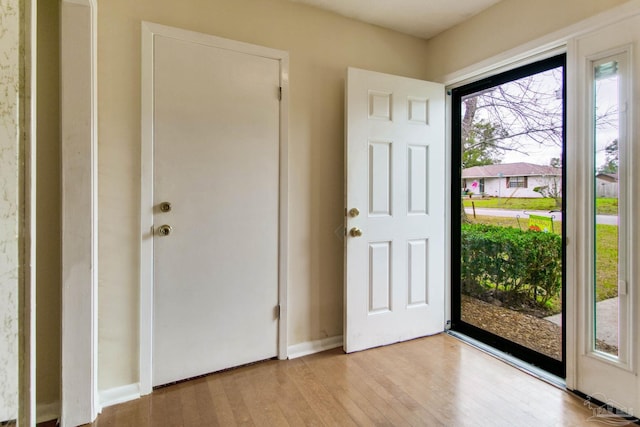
[{"left": 461, "top": 223, "right": 562, "bottom": 307}]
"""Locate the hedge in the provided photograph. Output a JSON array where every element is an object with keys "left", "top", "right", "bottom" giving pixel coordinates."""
[{"left": 461, "top": 223, "right": 562, "bottom": 307}]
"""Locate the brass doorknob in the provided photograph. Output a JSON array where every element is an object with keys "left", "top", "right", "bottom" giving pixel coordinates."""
[
  {"left": 158, "top": 224, "right": 173, "bottom": 236},
  {"left": 160, "top": 202, "right": 172, "bottom": 212},
  {"left": 348, "top": 208, "right": 360, "bottom": 218},
  {"left": 349, "top": 227, "right": 363, "bottom": 237}
]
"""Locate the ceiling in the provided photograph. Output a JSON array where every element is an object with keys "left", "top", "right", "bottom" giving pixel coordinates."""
[{"left": 289, "top": 0, "right": 503, "bottom": 40}]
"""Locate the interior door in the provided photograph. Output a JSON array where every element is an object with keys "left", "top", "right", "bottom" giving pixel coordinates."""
[
  {"left": 573, "top": 14, "right": 639, "bottom": 414},
  {"left": 344, "top": 68, "right": 445, "bottom": 353},
  {"left": 152, "top": 33, "right": 280, "bottom": 386}
]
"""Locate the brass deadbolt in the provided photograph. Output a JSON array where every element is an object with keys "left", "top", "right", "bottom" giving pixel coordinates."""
[{"left": 160, "top": 202, "right": 172, "bottom": 212}]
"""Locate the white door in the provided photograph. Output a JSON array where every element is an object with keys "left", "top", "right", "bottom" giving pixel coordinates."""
[
  {"left": 151, "top": 31, "right": 281, "bottom": 386},
  {"left": 344, "top": 68, "right": 445, "bottom": 353},
  {"left": 572, "top": 14, "right": 639, "bottom": 414}
]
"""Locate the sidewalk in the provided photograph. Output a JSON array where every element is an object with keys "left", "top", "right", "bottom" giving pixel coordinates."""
[
  {"left": 464, "top": 207, "right": 618, "bottom": 225},
  {"left": 544, "top": 297, "right": 618, "bottom": 347}
]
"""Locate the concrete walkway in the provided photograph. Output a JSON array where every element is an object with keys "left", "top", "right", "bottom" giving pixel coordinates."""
[
  {"left": 464, "top": 207, "right": 618, "bottom": 225},
  {"left": 545, "top": 297, "right": 618, "bottom": 348}
]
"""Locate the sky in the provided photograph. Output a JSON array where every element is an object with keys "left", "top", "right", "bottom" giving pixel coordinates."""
[{"left": 463, "top": 65, "right": 619, "bottom": 169}]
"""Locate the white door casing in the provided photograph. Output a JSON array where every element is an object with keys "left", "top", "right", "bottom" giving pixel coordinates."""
[
  {"left": 140, "top": 23, "right": 289, "bottom": 390},
  {"left": 573, "top": 14, "right": 639, "bottom": 412},
  {"left": 60, "top": 0, "right": 98, "bottom": 425},
  {"left": 345, "top": 68, "right": 445, "bottom": 353}
]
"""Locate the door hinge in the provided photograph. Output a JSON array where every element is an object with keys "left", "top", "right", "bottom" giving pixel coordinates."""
[
  {"left": 276, "top": 304, "right": 281, "bottom": 319},
  {"left": 278, "top": 86, "right": 282, "bottom": 101}
]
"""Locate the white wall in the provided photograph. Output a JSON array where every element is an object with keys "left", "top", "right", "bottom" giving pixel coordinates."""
[{"left": 0, "top": 0, "right": 21, "bottom": 421}]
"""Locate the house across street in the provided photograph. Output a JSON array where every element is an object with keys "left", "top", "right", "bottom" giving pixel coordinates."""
[{"left": 462, "top": 162, "right": 561, "bottom": 199}]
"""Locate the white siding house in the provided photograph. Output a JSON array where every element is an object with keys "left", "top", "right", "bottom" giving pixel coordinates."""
[{"left": 462, "top": 162, "right": 562, "bottom": 198}]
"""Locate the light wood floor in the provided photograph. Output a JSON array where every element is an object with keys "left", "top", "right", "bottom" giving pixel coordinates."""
[{"left": 84, "top": 334, "right": 612, "bottom": 427}]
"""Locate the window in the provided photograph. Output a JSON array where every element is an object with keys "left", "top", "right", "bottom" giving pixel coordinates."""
[{"left": 507, "top": 176, "right": 527, "bottom": 188}]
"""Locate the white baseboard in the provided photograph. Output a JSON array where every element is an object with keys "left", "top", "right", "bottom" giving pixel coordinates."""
[
  {"left": 37, "top": 400, "right": 60, "bottom": 423},
  {"left": 99, "top": 383, "right": 141, "bottom": 409},
  {"left": 287, "top": 335, "right": 343, "bottom": 359}
]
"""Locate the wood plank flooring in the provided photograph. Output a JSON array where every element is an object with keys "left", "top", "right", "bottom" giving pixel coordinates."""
[{"left": 83, "top": 334, "right": 616, "bottom": 427}]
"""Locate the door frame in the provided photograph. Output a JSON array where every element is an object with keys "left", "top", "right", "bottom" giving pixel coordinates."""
[
  {"left": 449, "top": 54, "right": 567, "bottom": 378},
  {"left": 60, "top": 0, "right": 99, "bottom": 425},
  {"left": 138, "top": 22, "right": 290, "bottom": 395},
  {"left": 444, "top": 0, "right": 640, "bottom": 393}
]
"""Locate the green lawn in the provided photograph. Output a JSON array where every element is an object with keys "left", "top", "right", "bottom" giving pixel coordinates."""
[
  {"left": 595, "top": 224, "right": 619, "bottom": 301},
  {"left": 595, "top": 198, "right": 618, "bottom": 215},
  {"left": 462, "top": 197, "right": 618, "bottom": 215},
  {"left": 466, "top": 215, "right": 617, "bottom": 304}
]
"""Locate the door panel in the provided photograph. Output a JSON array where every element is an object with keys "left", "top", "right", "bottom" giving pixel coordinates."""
[
  {"left": 152, "top": 34, "right": 280, "bottom": 386},
  {"left": 344, "top": 68, "right": 445, "bottom": 353}
]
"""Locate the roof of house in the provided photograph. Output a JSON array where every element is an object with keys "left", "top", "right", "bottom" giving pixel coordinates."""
[
  {"left": 462, "top": 162, "right": 561, "bottom": 178},
  {"left": 596, "top": 173, "right": 618, "bottom": 182}
]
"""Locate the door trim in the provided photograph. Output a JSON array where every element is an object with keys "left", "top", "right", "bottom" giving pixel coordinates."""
[
  {"left": 60, "top": 1, "right": 99, "bottom": 425},
  {"left": 139, "top": 22, "right": 289, "bottom": 395}
]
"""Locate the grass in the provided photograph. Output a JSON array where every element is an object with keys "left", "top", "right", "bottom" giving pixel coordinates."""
[
  {"left": 466, "top": 215, "right": 617, "bottom": 304},
  {"left": 595, "top": 224, "right": 619, "bottom": 301},
  {"left": 462, "top": 197, "right": 618, "bottom": 215},
  {"left": 595, "top": 198, "right": 618, "bottom": 215}
]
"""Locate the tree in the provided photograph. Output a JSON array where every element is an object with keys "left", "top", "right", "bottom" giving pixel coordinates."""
[
  {"left": 461, "top": 68, "right": 565, "bottom": 157},
  {"left": 598, "top": 139, "right": 618, "bottom": 174},
  {"left": 533, "top": 176, "right": 562, "bottom": 208},
  {"left": 462, "top": 120, "right": 505, "bottom": 168}
]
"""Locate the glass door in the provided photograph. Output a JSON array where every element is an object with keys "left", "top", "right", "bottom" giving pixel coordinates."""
[{"left": 451, "top": 55, "right": 566, "bottom": 377}]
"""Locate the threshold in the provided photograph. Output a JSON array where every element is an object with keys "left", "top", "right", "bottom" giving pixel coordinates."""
[{"left": 446, "top": 330, "right": 565, "bottom": 389}]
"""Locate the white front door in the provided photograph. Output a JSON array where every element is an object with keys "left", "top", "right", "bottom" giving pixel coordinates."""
[
  {"left": 344, "top": 68, "right": 445, "bottom": 353},
  {"left": 150, "top": 29, "right": 282, "bottom": 386},
  {"left": 572, "top": 14, "right": 639, "bottom": 414}
]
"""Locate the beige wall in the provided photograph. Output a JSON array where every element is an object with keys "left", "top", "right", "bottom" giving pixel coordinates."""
[
  {"left": 36, "top": 0, "right": 61, "bottom": 410},
  {"left": 423, "top": 0, "right": 629, "bottom": 81},
  {"left": 95, "top": 0, "right": 631, "bottom": 392},
  {"left": 97, "top": 0, "right": 432, "bottom": 389}
]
